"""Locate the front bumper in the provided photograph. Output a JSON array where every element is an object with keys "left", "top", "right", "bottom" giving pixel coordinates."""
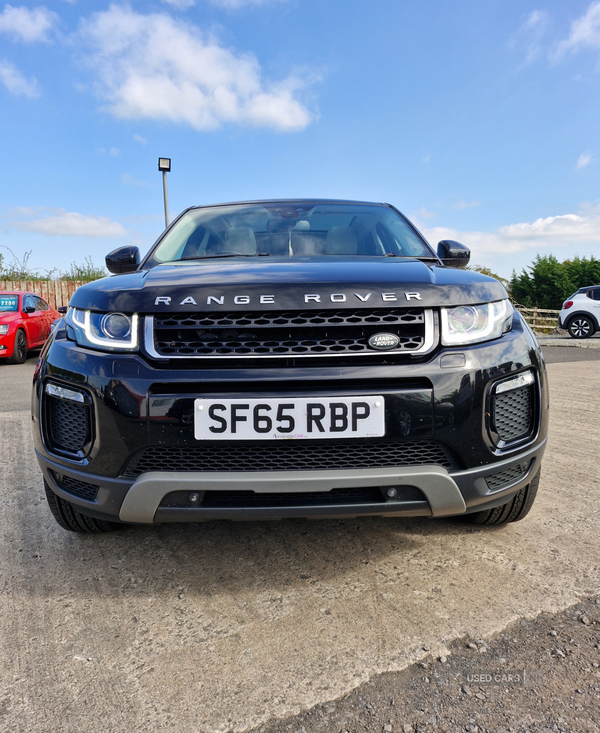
[
  {"left": 32, "top": 316, "right": 549, "bottom": 524},
  {"left": 0, "top": 334, "right": 15, "bottom": 358},
  {"left": 38, "top": 439, "right": 545, "bottom": 523}
]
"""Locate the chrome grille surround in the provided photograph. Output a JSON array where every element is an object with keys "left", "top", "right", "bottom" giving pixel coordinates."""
[{"left": 144, "top": 308, "right": 436, "bottom": 359}]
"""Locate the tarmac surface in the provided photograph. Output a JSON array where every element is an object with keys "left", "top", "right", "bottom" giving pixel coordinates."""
[{"left": 0, "top": 348, "right": 599, "bottom": 732}]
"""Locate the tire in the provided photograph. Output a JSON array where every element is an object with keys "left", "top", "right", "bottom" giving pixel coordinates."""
[
  {"left": 44, "top": 480, "right": 120, "bottom": 533},
  {"left": 567, "top": 315, "right": 595, "bottom": 339},
  {"left": 465, "top": 468, "right": 541, "bottom": 526},
  {"left": 7, "top": 329, "right": 28, "bottom": 364}
]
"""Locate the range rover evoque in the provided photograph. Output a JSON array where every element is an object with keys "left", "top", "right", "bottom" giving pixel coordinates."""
[{"left": 32, "top": 200, "right": 549, "bottom": 532}]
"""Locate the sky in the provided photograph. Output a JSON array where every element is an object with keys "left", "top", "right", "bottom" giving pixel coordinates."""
[{"left": 1, "top": 0, "right": 600, "bottom": 280}]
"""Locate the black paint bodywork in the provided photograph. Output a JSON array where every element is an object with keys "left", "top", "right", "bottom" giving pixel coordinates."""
[
  {"left": 32, "top": 200, "right": 549, "bottom": 523},
  {"left": 32, "top": 310, "right": 549, "bottom": 523}
]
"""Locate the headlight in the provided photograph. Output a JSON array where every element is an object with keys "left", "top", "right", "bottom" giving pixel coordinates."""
[
  {"left": 441, "top": 299, "right": 513, "bottom": 346},
  {"left": 65, "top": 308, "right": 138, "bottom": 351},
  {"left": 0, "top": 325, "right": 9, "bottom": 335}
]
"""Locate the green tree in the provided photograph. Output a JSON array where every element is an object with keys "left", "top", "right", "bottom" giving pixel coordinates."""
[
  {"left": 60, "top": 257, "right": 107, "bottom": 281},
  {"left": 467, "top": 264, "right": 509, "bottom": 289},
  {"left": 510, "top": 254, "right": 600, "bottom": 309}
]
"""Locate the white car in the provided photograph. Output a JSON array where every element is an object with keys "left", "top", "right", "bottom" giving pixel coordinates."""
[{"left": 559, "top": 286, "right": 600, "bottom": 338}]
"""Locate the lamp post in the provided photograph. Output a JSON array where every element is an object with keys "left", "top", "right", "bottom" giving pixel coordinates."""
[{"left": 158, "top": 157, "right": 171, "bottom": 229}]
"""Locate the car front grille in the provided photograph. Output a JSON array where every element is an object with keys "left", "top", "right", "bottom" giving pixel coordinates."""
[
  {"left": 146, "top": 308, "right": 434, "bottom": 360},
  {"left": 491, "top": 385, "right": 534, "bottom": 443},
  {"left": 122, "top": 440, "right": 460, "bottom": 477}
]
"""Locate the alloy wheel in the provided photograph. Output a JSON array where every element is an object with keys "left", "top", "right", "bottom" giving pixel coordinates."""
[
  {"left": 569, "top": 318, "right": 592, "bottom": 338},
  {"left": 16, "top": 331, "right": 27, "bottom": 360}
]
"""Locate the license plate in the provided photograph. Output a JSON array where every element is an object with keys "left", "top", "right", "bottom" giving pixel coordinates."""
[{"left": 194, "top": 396, "right": 385, "bottom": 440}]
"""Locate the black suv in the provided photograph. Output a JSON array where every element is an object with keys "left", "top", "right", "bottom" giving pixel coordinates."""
[{"left": 32, "top": 200, "right": 548, "bottom": 532}]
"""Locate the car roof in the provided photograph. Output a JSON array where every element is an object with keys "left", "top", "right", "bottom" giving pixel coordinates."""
[
  {"left": 189, "top": 198, "right": 391, "bottom": 210},
  {"left": 577, "top": 285, "right": 600, "bottom": 292}
]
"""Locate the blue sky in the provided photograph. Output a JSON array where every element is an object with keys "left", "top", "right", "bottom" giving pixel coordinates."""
[{"left": 1, "top": 0, "right": 600, "bottom": 279}]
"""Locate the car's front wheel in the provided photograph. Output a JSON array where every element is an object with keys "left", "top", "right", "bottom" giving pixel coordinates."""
[
  {"left": 464, "top": 468, "right": 541, "bottom": 525},
  {"left": 567, "top": 315, "right": 595, "bottom": 339},
  {"left": 7, "top": 329, "right": 28, "bottom": 364},
  {"left": 44, "top": 481, "right": 120, "bottom": 533}
]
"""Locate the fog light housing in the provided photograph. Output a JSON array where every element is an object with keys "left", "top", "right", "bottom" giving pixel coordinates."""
[{"left": 45, "top": 383, "right": 86, "bottom": 403}]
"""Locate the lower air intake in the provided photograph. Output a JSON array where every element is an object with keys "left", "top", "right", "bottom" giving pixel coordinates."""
[
  {"left": 485, "top": 464, "right": 524, "bottom": 490},
  {"left": 53, "top": 473, "right": 99, "bottom": 501},
  {"left": 123, "top": 440, "right": 460, "bottom": 477}
]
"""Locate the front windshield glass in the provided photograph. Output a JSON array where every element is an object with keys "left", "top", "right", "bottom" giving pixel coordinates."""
[
  {"left": 149, "top": 202, "right": 434, "bottom": 264},
  {"left": 0, "top": 295, "right": 18, "bottom": 312}
]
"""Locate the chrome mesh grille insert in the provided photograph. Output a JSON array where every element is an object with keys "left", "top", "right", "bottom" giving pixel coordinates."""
[
  {"left": 148, "top": 308, "right": 430, "bottom": 358},
  {"left": 492, "top": 386, "right": 533, "bottom": 443},
  {"left": 485, "top": 464, "right": 524, "bottom": 490},
  {"left": 122, "top": 440, "right": 459, "bottom": 477},
  {"left": 47, "top": 397, "right": 90, "bottom": 454}
]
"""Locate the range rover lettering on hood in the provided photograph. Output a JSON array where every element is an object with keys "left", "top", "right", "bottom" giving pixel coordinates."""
[{"left": 154, "top": 292, "right": 423, "bottom": 307}]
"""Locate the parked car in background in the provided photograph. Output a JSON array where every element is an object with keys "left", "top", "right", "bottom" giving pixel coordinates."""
[
  {"left": 559, "top": 286, "right": 600, "bottom": 338},
  {"left": 0, "top": 292, "right": 61, "bottom": 364}
]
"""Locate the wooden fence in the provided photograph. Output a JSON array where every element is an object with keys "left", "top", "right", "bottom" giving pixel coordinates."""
[
  {"left": 0, "top": 280, "right": 89, "bottom": 311},
  {"left": 516, "top": 306, "right": 560, "bottom": 334}
]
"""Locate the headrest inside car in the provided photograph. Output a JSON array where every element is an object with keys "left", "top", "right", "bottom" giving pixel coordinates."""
[
  {"left": 325, "top": 227, "right": 358, "bottom": 255},
  {"left": 222, "top": 227, "right": 257, "bottom": 255}
]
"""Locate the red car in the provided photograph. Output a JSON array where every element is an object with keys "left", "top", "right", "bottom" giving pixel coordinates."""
[{"left": 0, "top": 291, "right": 62, "bottom": 364}]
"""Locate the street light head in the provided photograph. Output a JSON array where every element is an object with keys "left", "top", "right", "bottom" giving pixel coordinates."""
[{"left": 158, "top": 157, "right": 171, "bottom": 172}]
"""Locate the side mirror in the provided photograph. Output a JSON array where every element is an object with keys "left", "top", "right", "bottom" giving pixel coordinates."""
[
  {"left": 437, "top": 240, "right": 470, "bottom": 268},
  {"left": 105, "top": 246, "right": 141, "bottom": 274},
  {"left": 24, "top": 306, "right": 35, "bottom": 314},
  {"left": 57, "top": 306, "right": 68, "bottom": 315}
]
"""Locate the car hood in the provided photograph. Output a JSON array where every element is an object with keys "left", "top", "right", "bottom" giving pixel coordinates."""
[
  {"left": 0, "top": 312, "right": 21, "bottom": 325},
  {"left": 70, "top": 258, "right": 508, "bottom": 312}
]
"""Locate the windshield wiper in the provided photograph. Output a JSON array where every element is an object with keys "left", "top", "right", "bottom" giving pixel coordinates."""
[
  {"left": 179, "top": 252, "right": 270, "bottom": 261},
  {"left": 383, "top": 253, "right": 438, "bottom": 260}
]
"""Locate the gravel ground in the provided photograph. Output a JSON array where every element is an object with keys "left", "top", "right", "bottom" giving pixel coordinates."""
[
  {"left": 540, "top": 346, "right": 600, "bottom": 363},
  {"left": 251, "top": 596, "right": 600, "bottom": 733},
  {"left": 1, "top": 348, "right": 599, "bottom": 733}
]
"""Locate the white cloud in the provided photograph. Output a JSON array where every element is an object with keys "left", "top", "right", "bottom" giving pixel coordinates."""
[
  {"left": 207, "top": 0, "right": 289, "bottom": 7},
  {"left": 78, "top": 5, "right": 316, "bottom": 132},
  {"left": 95, "top": 147, "right": 120, "bottom": 156},
  {"left": 0, "top": 4, "right": 58, "bottom": 43},
  {"left": 121, "top": 173, "right": 151, "bottom": 187},
  {"left": 413, "top": 207, "right": 435, "bottom": 220},
  {"left": 133, "top": 134, "right": 147, "bottom": 144},
  {"left": 576, "top": 151, "right": 593, "bottom": 168},
  {"left": 554, "top": 1, "right": 600, "bottom": 59},
  {"left": 510, "top": 9, "right": 550, "bottom": 64},
  {"left": 0, "top": 59, "right": 38, "bottom": 96},
  {"left": 451, "top": 200, "right": 480, "bottom": 210},
  {"left": 420, "top": 212, "right": 600, "bottom": 258},
  {"left": 162, "top": 0, "right": 195, "bottom": 9},
  {"left": 8, "top": 208, "right": 127, "bottom": 237}
]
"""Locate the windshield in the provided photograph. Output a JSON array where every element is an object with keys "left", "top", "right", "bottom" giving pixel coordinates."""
[
  {"left": 148, "top": 202, "right": 435, "bottom": 264},
  {"left": 0, "top": 295, "right": 18, "bottom": 312}
]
